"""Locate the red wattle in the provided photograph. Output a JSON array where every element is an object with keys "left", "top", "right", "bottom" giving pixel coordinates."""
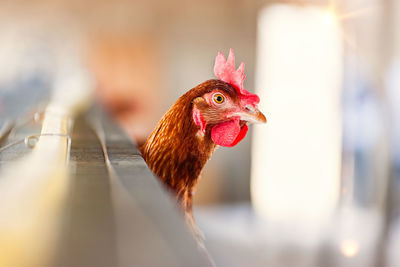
[
  {"left": 211, "top": 119, "right": 248, "bottom": 147},
  {"left": 230, "top": 124, "right": 248, "bottom": 147}
]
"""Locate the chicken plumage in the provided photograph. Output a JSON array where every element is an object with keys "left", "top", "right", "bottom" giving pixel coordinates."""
[{"left": 141, "top": 49, "right": 266, "bottom": 237}]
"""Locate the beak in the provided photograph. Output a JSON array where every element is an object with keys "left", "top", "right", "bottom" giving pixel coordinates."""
[{"left": 229, "top": 105, "right": 267, "bottom": 124}]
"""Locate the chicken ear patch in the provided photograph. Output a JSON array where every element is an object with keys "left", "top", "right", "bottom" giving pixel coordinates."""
[
  {"left": 211, "top": 118, "right": 248, "bottom": 147},
  {"left": 193, "top": 107, "right": 206, "bottom": 134}
]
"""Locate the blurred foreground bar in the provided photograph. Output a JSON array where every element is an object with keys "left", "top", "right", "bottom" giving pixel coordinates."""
[
  {"left": 53, "top": 110, "right": 212, "bottom": 267},
  {"left": 0, "top": 108, "right": 211, "bottom": 267}
]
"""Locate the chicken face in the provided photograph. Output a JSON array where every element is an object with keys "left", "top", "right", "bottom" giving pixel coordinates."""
[
  {"left": 192, "top": 83, "right": 266, "bottom": 147},
  {"left": 190, "top": 48, "right": 266, "bottom": 147}
]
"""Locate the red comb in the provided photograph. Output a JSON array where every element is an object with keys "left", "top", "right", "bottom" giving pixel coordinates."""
[{"left": 214, "top": 48, "right": 260, "bottom": 105}]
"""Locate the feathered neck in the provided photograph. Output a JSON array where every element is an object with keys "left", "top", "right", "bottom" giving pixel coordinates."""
[{"left": 141, "top": 88, "right": 217, "bottom": 209}]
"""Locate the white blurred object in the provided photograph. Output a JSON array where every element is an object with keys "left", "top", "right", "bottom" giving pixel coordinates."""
[
  {"left": 252, "top": 4, "right": 342, "bottom": 226},
  {"left": 251, "top": 5, "right": 343, "bottom": 266}
]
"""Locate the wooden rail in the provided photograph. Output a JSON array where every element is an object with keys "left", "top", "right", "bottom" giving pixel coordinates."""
[{"left": 0, "top": 107, "right": 213, "bottom": 267}]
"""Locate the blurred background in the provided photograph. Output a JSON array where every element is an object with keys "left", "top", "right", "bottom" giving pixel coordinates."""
[{"left": 0, "top": 0, "right": 400, "bottom": 266}]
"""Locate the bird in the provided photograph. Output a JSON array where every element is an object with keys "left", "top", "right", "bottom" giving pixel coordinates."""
[{"left": 141, "top": 49, "right": 266, "bottom": 238}]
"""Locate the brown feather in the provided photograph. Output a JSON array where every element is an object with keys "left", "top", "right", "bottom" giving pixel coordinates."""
[{"left": 141, "top": 79, "right": 237, "bottom": 213}]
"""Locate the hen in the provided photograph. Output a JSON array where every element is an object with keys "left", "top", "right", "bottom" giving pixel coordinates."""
[{"left": 141, "top": 49, "right": 266, "bottom": 235}]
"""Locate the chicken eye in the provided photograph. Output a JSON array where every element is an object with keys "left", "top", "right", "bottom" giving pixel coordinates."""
[{"left": 213, "top": 93, "right": 225, "bottom": 104}]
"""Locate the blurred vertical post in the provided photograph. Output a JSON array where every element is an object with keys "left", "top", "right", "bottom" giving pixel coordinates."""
[
  {"left": 251, "top": 4, "right": 343, "bottom": 265},
  {"left": 383, "top": 0, "right": 400, "bottom": 265}
]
